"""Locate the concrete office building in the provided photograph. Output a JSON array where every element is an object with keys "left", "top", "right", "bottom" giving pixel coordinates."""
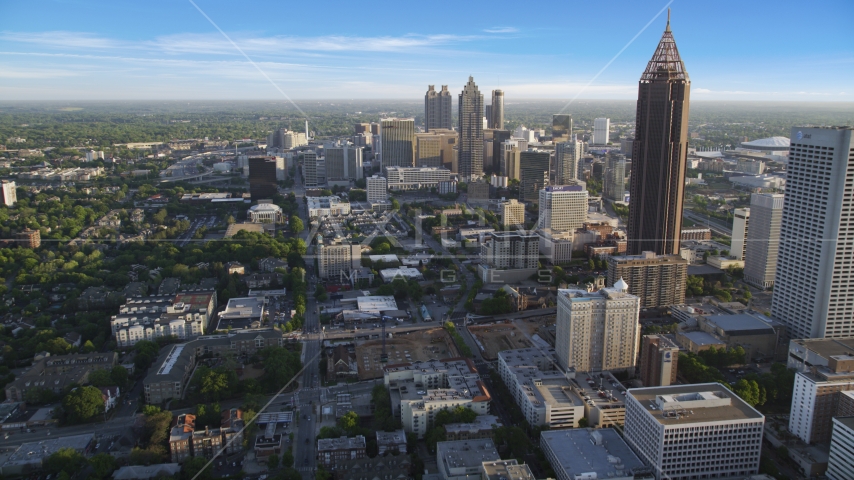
[
  {"left": 385, "top": 167, "right": 451, "bottom": 191},
  {"left": 317, "top": 238, "right": 361, "bottom": 281},
  {"left": 552, "top": 114, "right": 572, "bottom": 143},
  {"left": 626, "top": 16, "right": 690, "bottom": 256},
  {"left": 490, "top": 90, "right": 504, "bottom": 130},
  {"left": 555, "top": 281, "right": 641, "bottom": 373},
  {"left": 491, "top": 130, "right": 512, "bottom": 174},
  {"left": 538, "top": 185, "right": 588, "bottom": 233},
  {"left": 772, "top": 126, "right": 854, "bottom": 339},
  {"left": 541, "top": 429, "right": 650, "bottom": 480},
  {"left": 592, "top": 118, "right": 611, "bottom": 145},
  {"left": 248, "top": 157, "right": 278, "bottom": 199},
  {"left": 325, "top": 142, "right": 363, "bottom": 181},
  {"left": 497, "top": 348, "right": 585, "bottom": 429},
  {"left": 639, "top": 335, "right": 679, "bottom": 387},
  {"left": 555, "top": 137, "right": 582, "bottom": 185},
  {"left": 425, "top": 85, "right": 453, "bottom": 132},
  {"left": 519, "top": 150, "right": 550, "bottom": 204},
  {"left": 604, "top": 153, "right": 627, "bottom": 202},
  {"left": 789, "top": 357, "right": 854, "bottom": 444},
  {"left": 828, "top": 416, "right": 854, "bottom": 480},
  {"left": 436, "top": 439, "right": 500, "bottom": 480},
  {"left": 743, "top": 193, "right": 784, "bottom": 289},
  {"left": 731, "top": 207, "right": 750, "bottom": 261},
  {"left": 624, "top": 384, "right": 765, "bottom": 480},
  {"left": 366, "top": 175, "right": 388, "bottom": 203},
  {"left": 1, "top": 180, "right": 16, "bottom": 206},
  {"left": 607, "top": 252, "right": 688, "bottom": 308},
  {"left": 537, "top": 229, "right": 574, "bottom": 265},
  {"left": 307, "top": 196, "right": 350, "bottom": 217},
  {"left": 500, "top": 199, "right": 525, "bottom": 227},
  {"left": 416, "top": 129, "right": 457, "bottom": 169},
  {"left": 458, "top": 77, "right": 484, "bottom": 181},
  {"left": 500, "top": 141, "right": 521, "bottom": 180},
  {"left": 381, "top": 118, "right": 416, "bottom": 168}
]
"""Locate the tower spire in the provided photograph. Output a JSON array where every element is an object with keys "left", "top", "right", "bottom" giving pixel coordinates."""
[{"left": 666, "top": 8, "right": 671, "bottom": 32}]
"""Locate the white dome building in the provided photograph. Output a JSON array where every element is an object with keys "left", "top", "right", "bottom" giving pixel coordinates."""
[
  {"left": 739, "top": 136, "right": 790, "bottom": 152},
  {"left": 247, "top": 203, "right": 283, "bottom": 224}
]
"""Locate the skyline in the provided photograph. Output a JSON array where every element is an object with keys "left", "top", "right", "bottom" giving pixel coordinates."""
[{"left": 0, "top": 0, "right": 851, "bottom": 101}]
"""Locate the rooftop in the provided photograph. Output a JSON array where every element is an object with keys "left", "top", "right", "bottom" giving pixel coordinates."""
[
  {"left": 740, "top": 136, "right": 790, "bottom": 150},
  {"left": 680, "top": 330, "right": 725, "bottom": 347},
  {"left": 704, "top": 313, "right": 775, "bottom": 335},
  {"left": 444, "top": 415, "right": 502, "bottom": 435},
  {"left": 628, "top": 383, "right": 764, "bottom": 425},
  {"left": 436, "top": 438, "right": 500, "bottom": 471},
  {"left": 220, "top": 297, "right": 264, "bottom": 321},
  {"left": 1, "top": 433, "right": 93, "bottom": 468},
  {"left": 317, "top": 435, "right": 366, "bottom": 451},
  {"left": 357, "top": 296, "right": 398, "bottom": 313},
  {"left": 481, "top": 460, "right": 535, "bottom": 480},
  {"left": 540, "top": 429, "right": 647, "bottom": 479}
]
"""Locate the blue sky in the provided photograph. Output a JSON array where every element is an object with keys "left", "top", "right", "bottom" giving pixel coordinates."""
[{"left": 1, "top": 0, "right": 852, "bottom": 101}]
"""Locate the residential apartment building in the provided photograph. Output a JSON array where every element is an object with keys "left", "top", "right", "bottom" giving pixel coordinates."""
[
  {"left": 458, "top": 77, "right": 484, "bottom": 181},
  {"left": 111, "top": 291, "right": 216, "bottom": 347},
  {"left": 317, "top": 238, "right": 361, "bottom": 281},
  {"left": 743, "top": 193, "right": 784, "bottom": 289},
  {"left": 538, "top": 185, "right": 588, "bottom": 233},
  {"left": 499, "top": 199, "right": 525, "bottom": 227},
  {"left": 480, "top": 231, "right": 539, "bottom": 270},
  {"left": 325, "top": 142, "right": 363, "bottom": 181},
  {"left": 555, "top": 138, "right": 582, "bottom": 184},
  {"left": 592, "top": 118, "right": 610, "bottom": 145},
  {"left": 366, "top": 175, "right": 388, "bottom": 203},
  {"left": 519, "top": 150, "right": 550, "bottom": 204},
  {"left": 497, "top": 348, "right": 584, "bottom": 429},
  {"left": 169, "top": 410, "right": 244, "bottom": 463},
  {"left": 639, "top": 335, "right": 679, "bottom": 387},
  {"left": 731, "top": 207, "right": 750, "bottom": 261},
  {"left": 772, "top": 127, "right": 854, "bottom": 339},
  {"left": 624, "top": 384, "right": 765, "bottom": 480},
  {"left": 425, "top": 85, "right": 453, "bottom": 132},
  {"left": 555, "top": 281, "right": 641, "bottom": 373},
  {"left": 380, "top": 118, "right": 416, "bottom": 168},
  {"left": 606, "top": 252, "right": 688, "bottom": 308},
  {"left": 789, "top": 356, "right": 854, "bottom": 444},
  {"left": 317, "top": 436, "right": 366, "bottom": 467},
  {"left": 385, "top": 167, "right": 451, "bottom": 191},
  {"left": 604, "top": 153, "right": 627, "bottom": 202},
  {"left": 1, "top": 180, "right": 16, "bottom": 206},
  {"left": 828, "top": 416, "right": 854, "bottom": 480},
  {"left": 5, "top": 352, "right": 118, "bottom": 402},
  {"left": 16, "top": 228, "right": 40, "bottom": 248}
]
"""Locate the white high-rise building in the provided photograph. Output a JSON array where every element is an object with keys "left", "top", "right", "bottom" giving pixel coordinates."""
[
  {"left": 555, "top": 280, "right": 640, "bottom": 373},
  {"left": 772, "top": 126, "right": 854, "bottom": 339},
  {"left": 555, "top": 137, "right": 582, "bottom": 185},
  {"left": 500, "top": 199, "right": 525, "bottom": 227},
  {"left": 274, "top": 156, "right": 286, "bottom": 181},
  {"left": 624, "top": 384, "right": 765, "bottom": 480},
  {"left": 592, "top": 118, "right": 610, "bottom": 145},
  {"left": 828, "top": 417, "right": 854, "bottom": 480},
  {"left": 538, "top": 185, "right": 588, "bottom": 233},
  {"left": 317, "top": 238, "right": 361, "bottom": 281},
  {"left": 366, "top": 175, "right": 388, "bottom": 203},
  {"left": 1, "top": 180, "right": 16, "bottom": 206},
  {"left": 743, "top": 193, "right": 784, "bottom": 289},
  {"left": 731, "top": 207, "right": 750, "bottom": 261},
  {"left": 480, "top": 231, "right": 539, "bottom": 270},
  {"left": 385, "top": 167, "right": 451, "bottom": 191}
]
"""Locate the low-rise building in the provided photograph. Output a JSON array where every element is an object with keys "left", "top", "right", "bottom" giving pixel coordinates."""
[
  {"left": 247, "top": 203, "right": 284, "bottom": 223},
  {"left": 537, "top": 229, "right": 574, "bottom": 265},
  {"left": 317, "top": 436, "right": 367, "bottom": 467},
  {"left": 376, "top": 429, "right": 407, "bottom": 455},
  {"left": 218, "top": 296, "right": 265, "bottom": 330},
  {"left": 329, "top": 456, "right": 411, "bottom": 480},
  {"left": 436, "top": 438, "right": 500, "bottom": 480},
  {"left": 443, "top": 415, "right": 501, "bottom": 441},
  {"left": 379, "top": 267, "right": 423, "bottom": 283},
  {"left": 5, "top": 352, "right": 118, "bottom": 403},
  {"left": 308, "top": 196, "right": 351, "bottom": 217},
  {"left": 386, "top": 166, "right": 452, "bottom": 191},
  {"left": 481, "top": 460, "right": 535, "bottom": 480},
  {"left": 541, "top": 429, "right": 650, "bottom": 480}
]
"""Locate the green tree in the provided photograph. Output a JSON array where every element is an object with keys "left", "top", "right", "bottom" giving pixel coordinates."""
[
  {"left": 578, "top": 417, "right": 589, "bottom": 428},
  {"left": 338, "top": 411, "right": 359, "bottom": 434},
  {"left": 62, "top": 385, "right": 105, "bottom": 424},
  {"left": 44, "top": 448, "right": 87, "bottom": 476},
  {"left": 110, "top": 365, "right": 129, "bottom": 389},
  {"left": 200, "top": 369, "right": 229, "bottom": 401},
  {"left": 274, "top": 467, "right": 303, "bottom": 480},
  {"left": 89, "top": 453, "right": 117, "bottom": 479},
  {"left": 88, "top": 369, "right": 113, "bottom": 387},
  {"left": 24, "top": 387, "right": 56, "bottom": 405},
  {"left": 733, "top": 379, "right": 763, "bottom": 407},
  {"left": 282, "top": 448, "right": 294, "bottom": 468},
  {"left": 268, "top": 452, "right": 280, "bottom": 469},
  {"left": 181, "top": 456, "right": 213, "bottom": 480},
  {"left": 289, "top": 215, "right": 304, "bottom": 234}
]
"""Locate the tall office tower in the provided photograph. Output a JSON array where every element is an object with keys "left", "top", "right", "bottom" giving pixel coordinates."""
[
  {"left": 500, "top": 199, "right": 525, "bottom": 227},
  {"left": 555, "top": 137, "right": 582, "bottom": 185},
  {"left": 552, "top": 114, "right": 572, "bottom": 143},
  {"left": 626, "top": 15, "right": 690, "bottom": 256},
  {"left": 620, "top": 137, "right": 635, "bottom": 158},
  {"left": 302, "top": 151, "right": 319, "bottom": 188},
  {"left": 324, "top": 143, "right": 363, "bottom": 181},
  {"left": 354, "top": 123, "right": 371, "bottom": 134},
  {"left": 482, "top": 136, "right": 494, "bottom": 173},
  {"left": 772, "top": 126, "right": 854, "bottom": 339},
  {"left": 555, "top": 281, "right": 641, "bottom": 373},
  {"left": 415, "top": 135, "right": 442, "bottom": 168},
  {"left": 538, "top": 185, "right": 588, "bottom": 232},
  {"left": 485, "top": 106, "right": 493, "bottom": 128},
  {"left": 1, "top": 180, "right": 17, "bottom": 206},
  {"left": 519, "top": 150, "right": 550, "bottom": 204},
  {"left": 481, "top": 231, "right": 539, "bottom": 270},
  {"left": 607, "top": 251, "right": 687, "bottom": 308},
  {"left": 592, "top": 118, "right": 610, "bottom": 145},
  {"left": 501, "top": 141, "right": 521, "bottom": 180},
  {"left": 743, "top": 193, "right": 784, "bottom": 290},
  {"left": 248, "top": 156, "right": 278, "bottom": 199},
  {"left": 366, "top": 175, "right": 388, "bottom": 204},
  {"left": 458, "top": 77, "right": 484, "bottom": 181},
  {"left": 491, "top": 90, "right": 504, "bottom": 130},
  {"left": 731, "top": 207, "right": 750, "bottom": 261},
  {"left": 424, "top": 85, "right": 452, "bottom": 132},
  {"left": 274, "top": 156, "right": 287, "bottom": 181},
  {"left": 492, "top": 130, "right": 511, "bottom": 173},
  {"left": 380, "top": 118, "right": 416, "bottom": 169},
  {"left": 829, "top": 417, "right": 854, "bottom": 480},
  {"left": 639, "top": 334, "right": 679, "bottom": 387},
  {"left": 624, "top": 384, "right": 765, "bottom": 480},
  {"left": 604, "top": 153, "right": 627, "bottom": 201}
]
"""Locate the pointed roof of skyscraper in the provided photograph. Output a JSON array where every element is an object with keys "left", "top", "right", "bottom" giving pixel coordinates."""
[{"left": 640, "top": 9, "right": 688, "bottom": 82}]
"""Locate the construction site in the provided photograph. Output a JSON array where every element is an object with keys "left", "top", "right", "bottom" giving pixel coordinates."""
[
  {"left": 354, "top": 328, "right": 454, "bottom": 380},
  {"left": 469, "top": 322, "right": 535, "bottom": 360}
]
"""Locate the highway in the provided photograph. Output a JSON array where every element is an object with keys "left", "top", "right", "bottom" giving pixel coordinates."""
[{"left": 683, "top": 209, "right": 732, "bottom": 236}]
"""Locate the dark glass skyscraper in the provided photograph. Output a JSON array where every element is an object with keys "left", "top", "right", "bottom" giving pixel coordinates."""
[
  {"left": 627, "top": 12, "right": 690, "bottom": 256},
  {"left": 491, "top": 89, "right": 504, "bottom": 130},
  {"left": 425, "top": 85, "right": 452, "bottom": 132},
  {"left": 248, "top": 156, "right": 278, "bottom": 199},
  {"left": 458, "top": 77, "right": 484, "bottom": 181}
]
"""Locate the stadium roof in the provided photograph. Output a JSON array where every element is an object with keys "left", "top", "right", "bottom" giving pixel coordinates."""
[{"left": 740, "top": 136, "right": 790, "bottom": 151}]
